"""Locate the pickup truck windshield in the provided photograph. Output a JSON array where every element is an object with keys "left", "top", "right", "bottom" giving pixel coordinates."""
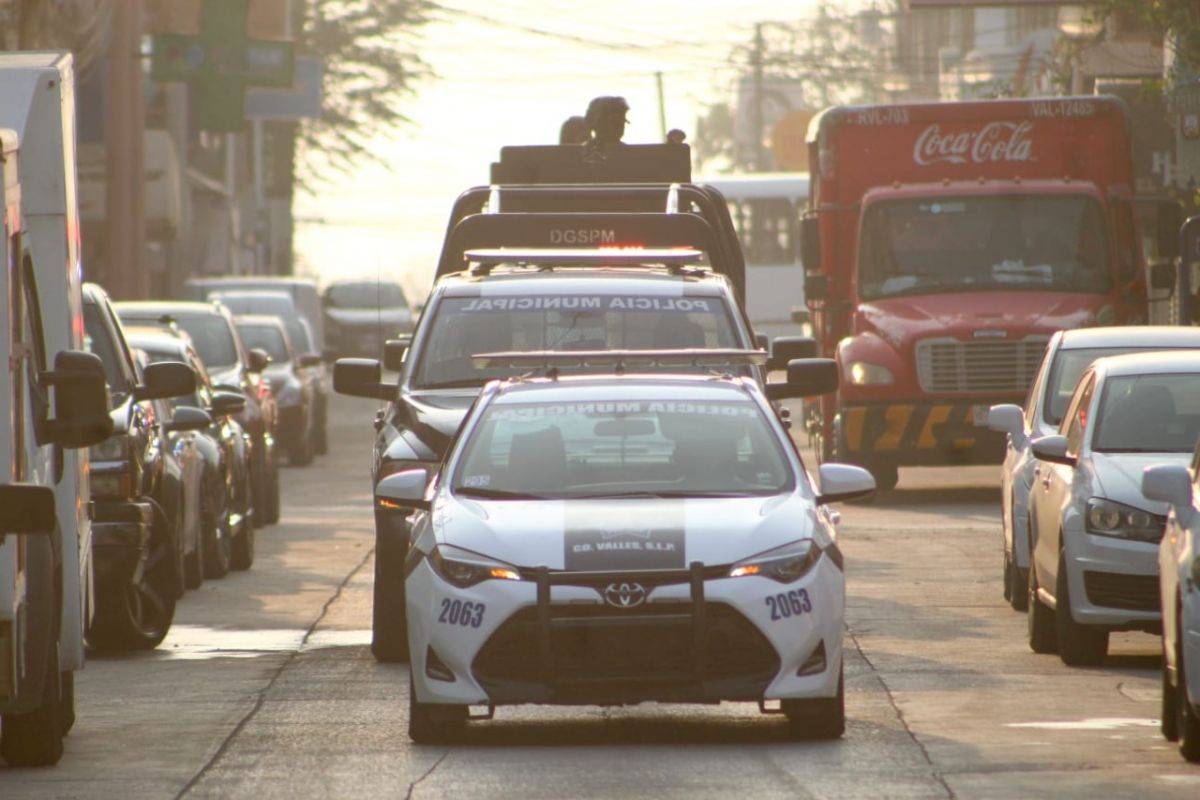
[
  {"left": 858, "top": 195, "right": 1110, "bottom": 300},
  {"left": 412, "top": 295, "right": 742, "bottom": 389}
]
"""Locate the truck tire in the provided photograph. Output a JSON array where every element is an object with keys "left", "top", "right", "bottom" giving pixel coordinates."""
[
  {"left": 1055, "top": 550, "right": 1107, "bottom": 667},
  {"left": 0, "top": 644, "right": 64, "bottom": 766},
  {"left": 372, "top": 517, "right": 409, "bottom": 663}
]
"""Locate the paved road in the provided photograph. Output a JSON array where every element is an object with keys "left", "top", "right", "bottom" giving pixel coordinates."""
[{"left": 3, "top": 394, "right": 1200, "bottom": 798}]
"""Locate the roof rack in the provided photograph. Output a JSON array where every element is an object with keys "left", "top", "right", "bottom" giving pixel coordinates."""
[
  {"left": 471, "top": 348, "right": 767, "bottom": 371},
  {"left": 489, "top": 143, "right": 691, "bottom": 185},
  {"left": 464, "top": 247, "right": 705, "bottom": 273}
]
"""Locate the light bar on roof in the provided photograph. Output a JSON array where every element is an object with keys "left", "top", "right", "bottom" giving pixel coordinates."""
[
  {"left": 463, "top": 247, "right": 704, "bottom": 267},
  {"left": 471, "top": 348, "right": 767, "bottom": 370}
]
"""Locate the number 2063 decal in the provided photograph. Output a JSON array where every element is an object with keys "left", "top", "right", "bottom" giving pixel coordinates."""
[
  {"left": 765, "top": 589, "right": 812, "bottom": 621},
  {"left": 439, "top": 598, "right": 485, "bottom": 628}
]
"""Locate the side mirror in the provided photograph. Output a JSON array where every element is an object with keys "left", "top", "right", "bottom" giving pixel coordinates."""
[
  {"left": 799, "top": 215, "right": 820, "bottom": 270},
  {"left": 987, "top": 404, "right": 1028, "bottom": 450},
  {"left": 768, "top": 335, "right": 819, "bottom": 371},
  {"left": 247, "top": 347, "right": 271, "bottom": 374},
  {"left": 0, "top": 484, "right": 56, "bottom": 534},
  {"left": 299, "top": 353, "right": 323, "bottom": 369},
  {"left": 167, "top": 406, "right": 212, "bottom": 433},
  {"left": 804, "top": 273, "right": 828, "bottom": 302},
  {"left": 135, "top": 361, "right": 196, "bottom": 401},
  {"left": 333, "top": 358, "right": 393, "bottom": 400},
  {"left": 383, "top": 336, "right": 412, "bottom": 372},
  {"left": 1142, "top": 463, "right": 1192, "bottom": 509},
  {"left": 1150, "top": 260, "right": 1176, "bottom": 292},
  {"left": 1158, "top": 200, "right": 1182, "bottom": 260},
  {"left": 816, "top": 463, "right": 875, "bottom": 505},
  {"left": 38, "top": 350, "right": 114, "bottom": 448},
  {"left": 376, "top": 468, "right": 431, "bottom": 512},
  {"left": 765, "top": 357, "right": 838, "bottom": 400},
  {"left": 211, "top": 390, "right": 247, "bottom": 417},
  {"left": 1030, "top": 434, "right": 1075, "bottom": 467}
]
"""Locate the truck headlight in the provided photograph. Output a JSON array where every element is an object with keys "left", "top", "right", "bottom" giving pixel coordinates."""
[
  {"left": 1085, "top": 497, "right": 1164, "bottom": 542},
  {"left": 728, "top": 539, "right": 821, "bottom": 583},
  {"left": 847, "top": 361, "right": 894, "bottom": 386},
  {"left": 429, "top": 544, "right": 521, "bottom": 588}
]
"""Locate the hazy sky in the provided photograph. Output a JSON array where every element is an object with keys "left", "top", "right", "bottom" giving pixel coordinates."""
[{"left": 293, "top": 0, "right": 829, "bottom": 298}]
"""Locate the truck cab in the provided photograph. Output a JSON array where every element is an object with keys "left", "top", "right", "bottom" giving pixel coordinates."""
[{"left": 800, "top": 96, "right": 1173, "bottom": 489}]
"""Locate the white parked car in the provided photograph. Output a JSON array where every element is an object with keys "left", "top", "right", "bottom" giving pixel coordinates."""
[
  {"left": 1027, "top": 351, "right": 1200, "bottom": 666},
  {"left": 377, "top": 352, "right": 874, "bottom": 743},
  {"left": 989, "top": 327, "right": 1200, "bottom": 612},
  {"left": 1142, "top": 448, "right": 1200, "bottom": 762}
]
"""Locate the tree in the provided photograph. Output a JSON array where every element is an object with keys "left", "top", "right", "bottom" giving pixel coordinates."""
[
  {"left": 1088, "top": 1, "right": 1200, "bottom": 73},
  {"left": 297, "top": 0, "right": 432, "bottom": 183}
]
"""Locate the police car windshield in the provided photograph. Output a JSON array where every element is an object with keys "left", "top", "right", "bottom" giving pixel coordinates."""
[
  {"left": 452, "top": 398, "right": 793, "bottom": 499},
  {"left": 413, "top": 295, "right": 741, "bottom": 389}
]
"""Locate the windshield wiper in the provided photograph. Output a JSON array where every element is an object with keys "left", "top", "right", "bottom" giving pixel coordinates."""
[
  {"left": 454, "top": 486, "right": 550, "bottom": 500},
  {"left": 580, "top": 490, "right": 752, "bottom": 499},
  {"left": 418, "top": 379, "right": 486, "bottom": 390}
]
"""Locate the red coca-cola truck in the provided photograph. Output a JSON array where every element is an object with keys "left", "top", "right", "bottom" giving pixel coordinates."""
[{"left": 799, "top": 96, "right": 1177, "bottom": 489}]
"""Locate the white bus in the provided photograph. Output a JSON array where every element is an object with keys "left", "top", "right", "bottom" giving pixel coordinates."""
[{"left": 701, "top": 173, "right": 810, "bottom": 340}]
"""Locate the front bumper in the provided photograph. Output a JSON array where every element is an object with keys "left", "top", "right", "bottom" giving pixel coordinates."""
[
  {"left": 1064, "top": 526, "right": 1161, "bottom": 632},
  {"left": 839, "top": 401, "right": 1009, "bottom": 466},
  {"left": 407, "top": 554, "right": 844, "bottom": 707},
  {"left": 92, "top": 500, "right": 154, "bottom": 586}
]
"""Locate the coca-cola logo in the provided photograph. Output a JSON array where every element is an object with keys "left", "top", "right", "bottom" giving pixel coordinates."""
[{"left": 913, "top": 121, "right": 1034, "bottom": 166}]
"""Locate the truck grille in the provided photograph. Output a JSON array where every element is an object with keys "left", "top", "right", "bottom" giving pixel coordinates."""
[
  {"left": 915, "top": 336, "right": 1048, "bottom": 394},
  {"left": 1083, "top": 571, "right": 1160, "bottom": 612}
]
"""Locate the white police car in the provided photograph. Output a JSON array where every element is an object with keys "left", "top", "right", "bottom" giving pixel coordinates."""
[{"left": 376, "top": 351, "right": 874, "bottom": 742}]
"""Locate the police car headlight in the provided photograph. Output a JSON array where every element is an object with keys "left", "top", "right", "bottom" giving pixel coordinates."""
[
  {"left": 1085, "top": 497, "right": 1164, "bottom": 543},
  {"left": 728, "top": 539, "right": 821, "bottom": 583},
  {"left": 430, "top": 544, "right": 521, "bottom": 588},
  {"left": 846, "top": 361, "right": 894, "bottom": 386}
]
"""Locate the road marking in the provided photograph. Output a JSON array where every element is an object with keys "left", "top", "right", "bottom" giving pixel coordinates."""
[{"left": 1006, "top": 718, "right": 1158, "bottom": 731}]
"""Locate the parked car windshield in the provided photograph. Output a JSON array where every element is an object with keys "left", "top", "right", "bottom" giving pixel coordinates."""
[
  {"left": 83, "top": 304, "right": 132, "bottom": 402},
  {"left": 1092, "top": 373, "right": 1200, "bottom": 453},
  {"left": 1044, "top": 346, "right": 1200, "bottom": 427},
  {"left": 237, "top": 324, "right": 290, "bottom": 364},
  {"left": 858, "top": 194, "right": 1110, "bottom": 300},
  {"left": 138, "top": 314, "right": 239, "bottom": 370},
  {"left": 326, "top": 282, "right": 409, "bottom": 310},
  {"left": 452, "top": 396, "right": 793, "bottom": 499},
  {"left": 413, "top": 295, "right": 742, "bottom": 389}
]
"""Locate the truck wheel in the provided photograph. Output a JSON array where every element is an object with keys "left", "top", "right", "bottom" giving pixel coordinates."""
[
  {"left": 867, "top": 462, "right": 899, "bottom": 492},
  {"left": 783, "top": 664, "right": 844, "bottom": 740},
  {"left": 408, "top": 674, "right": 466, "bottom": 744},
  {"left": 1055, "top": 550, "right": 1107, "bottom": 667},
  {"left": 1026, "top": 541, "right": 1057, "bottom": 654},
  {"left": 0, "top": 644, "right": 64, "bottom": 766},
  {"left": 91, "top": 520, "right": 178, "bottom": 651},
  {"left": 372, "top": 519, "right": 409, "bottom": 663}
]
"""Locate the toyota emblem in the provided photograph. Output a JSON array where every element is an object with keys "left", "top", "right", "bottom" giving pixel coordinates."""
[{"left": 603, "top": 582, "right": 647, "bottom": 609}]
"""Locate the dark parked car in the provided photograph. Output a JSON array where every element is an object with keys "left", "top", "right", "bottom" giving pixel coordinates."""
[
  {"left": 82, "top": 284, "right": 197, "bottom": 650},
  {"left": 323, "top": 278, "right": 413, "bottom": 359},
  {"left": 126, "top": 328, "right": 255, "bottom": 579},
  {"left": 235, "top": 314, "right": 321, "bottom": 467}
]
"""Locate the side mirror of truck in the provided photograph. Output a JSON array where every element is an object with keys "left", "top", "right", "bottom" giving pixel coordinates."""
[
  {"left": 799, "top": 215, "right": 820, "bottom": 270},
  {"left": 765, "top": 358, "right": 839, "bottom": 400},
  {"left": 1149, "top": 260, "right": 1176, "bottom": 293},
  {"left": 1158, "top": 201, "right": 1182, "bottom": 260},
  {"left": 804, "top": 273, "right": 829, "bottom": 302},
  {"left": 135, "top": 361, "right": 196, "bottom": 401},
  {"left": 39, "top": 350, "right": 114, "bottom": 449},
  {"left": 0, "top": 484, "right": 56, "bottom": 534},
  {"left": 768, "top": 336, "right": 819, "bottom": 371},
  {"left": 334, "top": 358, "right": 394, "bottom": 400},
  {"left": 383, "top": 336, "right": 412, "bottom": 372}
]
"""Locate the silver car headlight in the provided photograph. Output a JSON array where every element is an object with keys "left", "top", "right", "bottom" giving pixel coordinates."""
[
  {"left": 1085, "top": 497, "right": 1164, "bottom": 543},
  {"left": 428, "top": 544, "right": 521, "bottom": 588},
  {"left": 728, "top": 539, "right": 823, "bottom": 583}
]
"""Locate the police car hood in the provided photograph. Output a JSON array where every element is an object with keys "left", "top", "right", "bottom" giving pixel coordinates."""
[{"left": 433, "top": 493, "right": 818, "bottom": 570}]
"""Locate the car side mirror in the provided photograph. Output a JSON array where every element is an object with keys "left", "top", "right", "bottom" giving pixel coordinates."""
[
  {"left": 768, "top": 335, "right": 819, "bottom": 371},
  {"left": 987, "top": 404, "right": 1028, "bottom": 450},
  {"left": 135, "top": 361, "right": 196, "bottom": 401},
  {"left": 765, "top": 357, "right": 838, "bottom": 400},
  {"left": 816, "top": 463, "right": 875, "bottom": 505},
  {"left": 804, "top": 273, "right": 828, "bottom": 302},
  {"left": 799, "top": 215, "right": 820, "bottom": 270},
  {"left": 210, "top": 390, "right": 247, "bottom": 417},
  {"left": 38, "top": 350, "right": 114, "bottom": 448},
  {"left": 0, "top": 484, "right": 56, "bottom": 534},
  {"left": 383, "top": 336, "right": 412, "bottom": 372},
  {"left": 1149, "top": 260, "right": 1176, "bottom": 293},
  {"left": 376, "top": 468, "right": 431, "bottom": 512},
  {"left": 247, "top": 347, "right": 271, "bottom": 374},
  {"left": 1142, "top": 463, "right": 1193, "bottom": 517},
  {"left": 299, "top": 353, "right": 323, "bottom": 369},
  {"left": 167, "top": 406, "right": 212, "bottom": 433},
  {"left": 1030, "top": 434, "right": 1075, "bottom": 467},
  {"left": 333, "top": 358, "right": 394, "bottom": 400}
]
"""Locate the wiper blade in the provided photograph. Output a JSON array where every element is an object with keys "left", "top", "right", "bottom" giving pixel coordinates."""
[
  {"left": 580, "top": 490, "right": 749, "bottom": 499},
  {"left": 418, "top": 379, "right": 486, "bottom": 389},
  {"left": 454, "top": 486, "right": 550, "bottom": 500}
]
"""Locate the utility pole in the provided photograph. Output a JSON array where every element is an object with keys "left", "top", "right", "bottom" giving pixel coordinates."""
[
  {"left": 104, "top": 0, "right": 147, "bottom": 298},
  {"left": 655, "top": 71, "right": 667, "bottom": 141},
  {"left": 753, "top": 22, "right": 766, "bottom": 171}
]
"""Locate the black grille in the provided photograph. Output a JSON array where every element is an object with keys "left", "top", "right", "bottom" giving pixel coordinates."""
[
  {"left": 915, "top": 337, "right": 1048, "bottom": 393},
  {"left": 1083, "top": 571, "right": 1160, "bottom": 612},
  {"left": 473, "top": 602, "right": 778, "bottom": 700}
]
